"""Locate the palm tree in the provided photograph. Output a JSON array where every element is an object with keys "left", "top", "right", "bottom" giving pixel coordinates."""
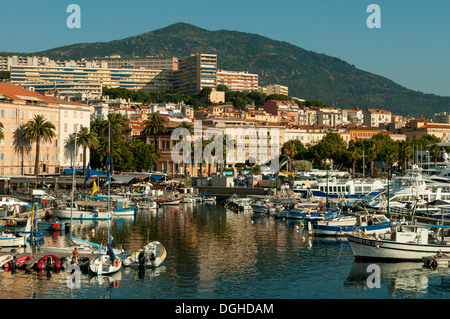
[
  {"left": 76, "top": 126, "right": 99, "bottom": 176},
  {"left": 348, "top": 141, "right": 362, "bottom": 177},
  {"left": 282, "top": 141, "right": 297, "bottom": 172},
  {"left": 428, "top": 144, "right": 442, "bottom": 169},
  {"left": 176, "top": 121, "right": 194, "bottom": 176},
  {"left": 398, "top": 141, "right": 413, "bottom": 172},
  {"left": 100, "top": 113, "right": 129, "bottom": 174},
  {"left": 22, "top": 115, "right": 56, "bottom": 177},
  {"left": 143, "top": 113, "right": 168, "bottom": 150}
]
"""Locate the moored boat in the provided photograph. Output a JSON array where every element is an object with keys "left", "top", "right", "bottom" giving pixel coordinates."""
[
  {"left": 122, "top": 241, "right": 167, "bottom": 268},
  {"left": 346, "top": 223, "right": 450, "bottom": 261},
  {"left": 35, "top": 254, "right": 62, "bottom": 270},
  {"left": 89, "top": 244, "right": 122, "bottom": 276},
  {"left": 157, "top": 197, "right": 182, "bottom": 206},
  {"left": 312, "top": 214, "right": 391, "bottom": 237}
]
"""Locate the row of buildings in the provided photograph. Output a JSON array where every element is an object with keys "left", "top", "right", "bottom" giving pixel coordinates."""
[
  {"left": 1, "top": 52, "right": 450, "bottom": 178},
  {"left": 2, "top": 54, "right": 285, "bottom": 103}
]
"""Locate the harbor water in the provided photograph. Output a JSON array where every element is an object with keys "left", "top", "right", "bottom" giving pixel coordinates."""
[{"left": 1, "top": 202, "right": 450, "bottom": 300}]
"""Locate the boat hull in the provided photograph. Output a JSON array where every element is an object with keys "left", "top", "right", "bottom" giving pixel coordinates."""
[
  {"left": 313, "top": 222, "right": 390, "bottom": 237},
  {"left": 346, "top": 233, "right": 450, "bottom": 261},
  {"left": 54, "top": 209, "right": 111, "bottom": 220},
  {"left": 89, "top": 255, "right": 122, "bottom": 276}
]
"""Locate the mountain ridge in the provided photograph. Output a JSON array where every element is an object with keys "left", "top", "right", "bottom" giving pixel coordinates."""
[{"left": 2, "top": 22, "right": 449, "bottom": 118}]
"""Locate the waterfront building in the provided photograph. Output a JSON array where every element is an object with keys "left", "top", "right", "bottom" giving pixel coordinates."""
[
  {"left": 347, "top": 109, "right": 364, "bottom": 125},
  {"left": 0, "top": 56, "right": 51, "bottom": 71},
  {"left": 284, "top": 125, "right": 350, "bottom": 146},
  {"left": 0, "top": 83, "right": 60, "bottom": 176},
  {"left": 348, "top": 126, "right": 382, "bottom": 141}
]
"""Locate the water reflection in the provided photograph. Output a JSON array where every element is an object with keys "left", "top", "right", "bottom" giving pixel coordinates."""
[
  {"left": 3, "top": 202, "right": 450, "bottom": 299},
  {"left": 346, "top": 261, "right": 450, "bottom": 298}
]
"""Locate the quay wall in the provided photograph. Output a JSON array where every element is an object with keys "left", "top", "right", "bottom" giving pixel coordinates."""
[{"left": 195, "top": 186, "right": 269, "bottom": 198}]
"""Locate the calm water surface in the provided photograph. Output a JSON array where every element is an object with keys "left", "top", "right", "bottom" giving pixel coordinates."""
[{"left": 1, "top": 202, "right": 450, "bottom": 300}]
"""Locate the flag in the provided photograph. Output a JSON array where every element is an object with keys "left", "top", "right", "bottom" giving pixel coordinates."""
[
  {"left": 84, "top": 162, "right": 92, "bottom": 185},
  {"left": 91, "top": 180, "right": 98, "bottom": 198},
  {"left": 30, "top": 204, "right": 37, "bottom": 229},
  {"left": 105, "top": 153, "right": 111, "bottom": 186}
]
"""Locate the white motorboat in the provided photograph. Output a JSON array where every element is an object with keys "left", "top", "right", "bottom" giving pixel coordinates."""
[
  {"left": 122, "top": 241, "right": 167, "bottom": 268},
  {"left": 346, "top": 223, "right": 450, "bottom": 261},
  {"left": 54, "top": 201, "right": 111, "bottom": 220},
  {"left": 0, "top": 218, "right": 32, "bottom": 247}
]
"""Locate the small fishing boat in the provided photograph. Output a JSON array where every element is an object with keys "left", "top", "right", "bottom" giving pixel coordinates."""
[
  {"left": 122, "top": 241, "right": 167, "bottom": 268},
  {"left": 89, "top": 244, "right": 122, "bottom": 276},
  {"left": 157, "top": 197, "right": 182, "bottom": 206},
  {"left": 312, "top": 214, "right": 391, "bottom": 237},
  {"left": 273, "top": 209, "right": 340, "bottom": 220},
  {"left": 346, "top": 223, "right": 450, "bottom": 261}
]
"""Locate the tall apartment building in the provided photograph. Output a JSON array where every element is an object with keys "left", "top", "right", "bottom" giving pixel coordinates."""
[
  {"left": 175, "top": 53, "right": 217, "bottom": 94},
  {"left": 216, "top": 70, "right": 258, "bottom": 92},
  {"left": 86, "top": 54, "right": 179, "bottom": 71},
  {"left": 10, "top": 65, "right": 174, "bottom": 93}
]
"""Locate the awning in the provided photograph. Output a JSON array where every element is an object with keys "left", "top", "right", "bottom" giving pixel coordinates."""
[
  {"left": 150, "top": 174, "right": 166, "bottom": 181},
  {"left": 111, "top": 176, "right": 136, "bottom": 185}
]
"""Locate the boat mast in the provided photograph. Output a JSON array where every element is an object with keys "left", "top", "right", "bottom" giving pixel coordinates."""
[
  {"left": 108, "top": 120, "right": 111, "bottom": 244},
  {"left": 70, "top": 124, "right": 78, "bottom": 242}
]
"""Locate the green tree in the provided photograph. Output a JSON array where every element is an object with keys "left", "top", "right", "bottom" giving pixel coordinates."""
[
  {"left": 76, "top": 126, "right": 99, "bottom": 176},
  {"left": 348, "top": 140, "right": 362, "bottom": 177},
  {"left": 143, "top": 113, "right": 168, "bottom": 150},
  {"left": 100, "top": 113, "right": 130, "bottom": 173},
  {"left": 22, "top": 115, "right": 56, "bottom": 177}
]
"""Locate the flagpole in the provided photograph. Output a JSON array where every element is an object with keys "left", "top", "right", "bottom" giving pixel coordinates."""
[{"left": 70, "top": 125, "right": 78, "bottom": 242}]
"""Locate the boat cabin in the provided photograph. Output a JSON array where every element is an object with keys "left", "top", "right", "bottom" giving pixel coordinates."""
[{"left": 357, "top": 214, "right": 390, "bottom": 227}]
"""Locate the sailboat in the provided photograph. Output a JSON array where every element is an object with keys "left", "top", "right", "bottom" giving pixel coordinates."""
[{"left": 88, "top": 127, "right": 123, "bottom": 276}]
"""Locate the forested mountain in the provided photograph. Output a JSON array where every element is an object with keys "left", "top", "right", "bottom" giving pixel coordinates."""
[{"left": 3, "top": 22, "right": 449, "bottom": 117}]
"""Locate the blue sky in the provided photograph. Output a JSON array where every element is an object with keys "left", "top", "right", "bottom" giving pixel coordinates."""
[{"left": 1, "top": 0, "right": 450, "bottom": 97}]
